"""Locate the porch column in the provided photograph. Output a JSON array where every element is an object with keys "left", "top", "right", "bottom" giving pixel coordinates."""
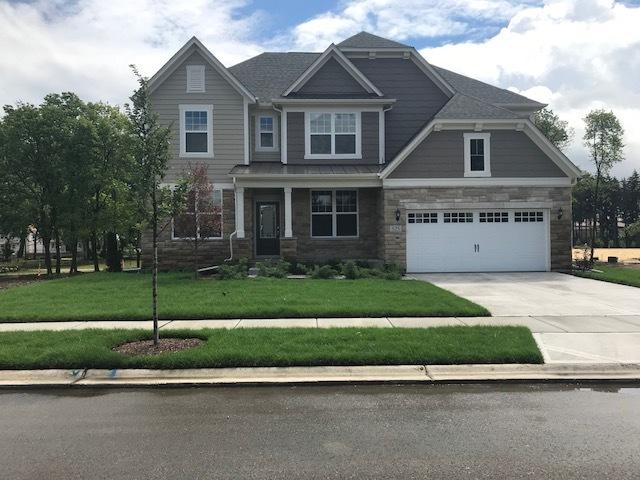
[
  {"left": 235, "top": 187, "right": 245, "bottom": 238},
  {"left": 284, "top": 187, "right": 293, "bottom": 238}
]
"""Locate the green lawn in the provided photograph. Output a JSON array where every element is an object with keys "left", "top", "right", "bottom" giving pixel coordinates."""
[
  {"left": 574, "top": 264, "right": 640, "bottom": 288},
  {"left": 0, "top": 272, "right": 489, "bottom": 322},
  {"left": 0, "top": 327, "right": 542, "bottom": 369}
]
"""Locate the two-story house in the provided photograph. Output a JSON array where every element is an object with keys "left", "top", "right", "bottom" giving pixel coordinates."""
[{"left": 143, "top": 32, "right": 580, "bottom": 272}]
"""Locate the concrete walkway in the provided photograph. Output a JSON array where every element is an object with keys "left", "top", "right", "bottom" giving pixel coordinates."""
[{"left": 1, "top": 315, "right": 640, "bottom": 364}]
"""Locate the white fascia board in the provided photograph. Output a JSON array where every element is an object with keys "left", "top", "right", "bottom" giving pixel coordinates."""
[
  {"left": 282, "top": 44, "right": 383, "bottom": 97},
  {"left": 381, "top": 118, "right": 581, "bottom": 180},
  {"left": 273, "top": 98, "right": 395, "bottom": 106},
  {"left": 383, "top": 177, "right": 574, "bottom": 188},
  {"left": 231, "top": 176, "right": 381, "bottom": 189},
  {"left": 148, "top": 37, "right": 256, "bottom": 102}
]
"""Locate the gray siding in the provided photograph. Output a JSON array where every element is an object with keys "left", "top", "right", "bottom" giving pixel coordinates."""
[
  {"left": 286, "top": 111, "right": 379, "bottom": 165},
  {"left": 297, "top": 58, "right": 368, "bottom": 96},
  {"left": 250, "top": 107, "right": 280, "bottom": 162},
  {"left": 389, "top": 130, "right": 567, "bottom": 178},
  {"left": 350, "top": 57, "right": 449, "bottom": 162},
  {"left": 150, "top": 49, "right": 244, "bottom": 183}
]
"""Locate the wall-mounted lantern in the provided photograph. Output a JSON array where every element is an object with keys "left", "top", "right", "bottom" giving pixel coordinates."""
[
  {"left": 557, "top": 207, "right": 563, "bottom": 220},
  {"left": 395, "top": 208, "right": 401, "bottom": 223}
]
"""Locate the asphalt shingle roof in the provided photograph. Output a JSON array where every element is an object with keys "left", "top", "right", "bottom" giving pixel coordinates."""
[
  {"left": 337, "top": 31, "right": 410, "bottom": 49},
  {"left": 434, "top": 93, "right": 521, "bottom": 120},
  {"left": 229, "top": 163, "right": 381, "bottom": 176}
]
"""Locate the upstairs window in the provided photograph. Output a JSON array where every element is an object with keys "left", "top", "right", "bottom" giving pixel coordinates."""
[
  {"left": 186, "top": 65, "right": 205, "bottom": 92},
  {"left": 256, "top": 115, "right": 278, "bottom": 151},
  {"left": 180, "top": 105, "right": 213, "bottom": 158},
  {"left": 463, "top": 133, "right": 491, "bottom": 177},
  {"left": 311, "top": 189, "right": 358, "bottom": 237},
  {"left": 173, "top": 189, "right": 223, "bottom": 239},
  {"left": 306, "top": 112, "right": 360, "bottom": 159}
]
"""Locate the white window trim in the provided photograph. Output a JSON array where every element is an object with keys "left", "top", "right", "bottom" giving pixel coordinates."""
[
  {"left": 304, "top": 111, "right": 362, "bottom": 160},
  {"left": 309, "top": 189, "right": 359, "bottom": 238},
  {"left": 463, "top": 132, "right": 491, "bottom": 178},
  {"left": 171, "top": 189, "right": 224, "bottom": 240},
  {"left": 255, "top": 114, "right": 279, "bottom": 152},
  {"left": 179, "top": 104, "right": 214, "bottom": 158},
  {"left": 186, "top": 65, "right": 205, "bottom": 93}
]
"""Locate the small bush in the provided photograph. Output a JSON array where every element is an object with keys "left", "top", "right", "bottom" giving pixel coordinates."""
[
  {"left": 311, "top": 265, "right": 338, "bottom": 279},
  {"left": 341, "top": 261, "right": 361, "bottom": 280},
  {"left": 381, "top": 264, "right": 403, "bottom": 280},
  {"left": 218, "top": 258, "right": 248, "bottom": 280},
  {"left": 1, "top": 241, "right": 14, "bottom": 262},
  {"left": 257, "top": 260, "right": 290, "bottom": 278},
  {"left": 287, "top": 259, "right": 309, "bottom": 275}
]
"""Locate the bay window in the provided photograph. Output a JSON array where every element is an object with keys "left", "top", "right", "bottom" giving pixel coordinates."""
[
  {"left": 173, "top": 189, "right": 223, "bottom": 239},
  {"left": 311, "top": 190, "right": 358, "bottom": 238},
  {"left": 306, "top": 112, "right": 360, "bottom": 159}
]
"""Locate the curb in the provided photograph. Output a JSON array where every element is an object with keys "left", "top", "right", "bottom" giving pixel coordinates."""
[{"left": 1, "top": 363, "right": 640, "bottom": 388}]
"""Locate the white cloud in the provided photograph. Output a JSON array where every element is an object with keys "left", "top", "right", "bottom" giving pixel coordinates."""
[
  {"left": 0, "top": 0, "right": 265, "bottom": 107},
  {"left": 421, "top": 0, "right": 640, "bottom": 176}
]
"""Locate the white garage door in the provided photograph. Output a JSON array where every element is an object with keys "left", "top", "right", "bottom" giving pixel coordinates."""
[{"left": 406, "top": 209, "right": 549, "bottom": 273}]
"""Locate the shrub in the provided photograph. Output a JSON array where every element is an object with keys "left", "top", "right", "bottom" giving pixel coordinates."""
[
  {"left": 341, "top": 260, "right": 361, "bottom": 279},
  {"left": 381, "top": 264, "right": 403, "bottom": 280},
  {"left": 257, "top": 260, "right": 290, "bottom": 278},
  {"left": 218, "top": 258, "right": 248, "bottom": 280},
  {"left": 311, "top": 264, "right": 338, "bottom": 279},
  {"left": 1, "top": 240, "right": 14, "bottom": 262},
  {"left": 286, "top": 259, "right": 309, "bottom": 275}
]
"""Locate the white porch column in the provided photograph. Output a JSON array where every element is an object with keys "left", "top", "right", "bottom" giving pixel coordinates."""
[
  {"left": 235, "top": 187, "right": 245, "bottom": 238},
  {"left": 284, "top": 187, "right": 293, "bottom": 238}
]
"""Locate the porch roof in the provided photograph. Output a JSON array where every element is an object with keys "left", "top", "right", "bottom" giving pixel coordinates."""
[{"left": 229, "top": 163, "right": 382, "bottom": 187}]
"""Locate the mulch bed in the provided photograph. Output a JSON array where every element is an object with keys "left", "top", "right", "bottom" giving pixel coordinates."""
[{"left": 113, "top": 338, "right": 204, "bottom": 356}]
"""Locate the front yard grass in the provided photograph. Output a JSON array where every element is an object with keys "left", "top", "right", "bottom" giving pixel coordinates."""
[
  {"left": 0, "top": 327, "right": 542, "bottom": 369},
  {"left": 573, "top": 264, "right": 640, "bottom": 288},
  {"left": 0, "top": 272, "right": 489, "bottom": 322}
]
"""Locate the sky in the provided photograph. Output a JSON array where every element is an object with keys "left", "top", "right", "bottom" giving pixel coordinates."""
[{"left": 1, "top": 0, "right": 639, "bottom": 177}]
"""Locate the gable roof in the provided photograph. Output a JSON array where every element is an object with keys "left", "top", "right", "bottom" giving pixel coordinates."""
[
  {"left": 338, "top": 31, "right": 410, "bottom": 49},
  {"left": 434, "top": 93, "right": 520, "bottom": 120},
  {"left": 433, "top": 66, "right": 545, "bottom": 108},
  {"left": 229, "top": 52, "right": 319, "bottom": 102},
  {"left": 147, "top": 36, "right": 255, "bottom": 101},
  {"left": 282, "top": 44, "right": 383, "bottom": 97}
]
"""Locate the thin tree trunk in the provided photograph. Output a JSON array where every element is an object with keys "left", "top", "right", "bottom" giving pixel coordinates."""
[
  {"left": 152, "top": 188, "right": 159, "bottom": 345},
  {"left": 590, "top": 171, "right": 601, "bottom": 264},
  {"left": 32, "top": 232, "right": 37, "bottom": 260},
  {"left": 17, "top": 236, "right": 25, "bottom": 259},
  {"left": 69, "top": 239, "right": 78, "bottom": 274},
  {"left": 42, "top": 234, "right": 53, "bottom": 275},
  {"left": 54, "top": 229, "right": 61, "bottom": 275},
  {"left": 91, "top": 231, "right": 99, "bottom": 272}
]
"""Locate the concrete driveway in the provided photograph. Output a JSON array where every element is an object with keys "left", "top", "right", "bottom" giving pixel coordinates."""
[{"left": 411, "top": 272, "right": 640, "bottom": 364}]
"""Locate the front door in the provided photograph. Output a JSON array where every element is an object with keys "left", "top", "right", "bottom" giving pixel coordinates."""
[{"left": 256, "top": 202, "right": 280, "bottom": 256}]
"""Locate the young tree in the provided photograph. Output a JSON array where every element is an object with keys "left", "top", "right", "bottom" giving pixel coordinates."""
[
  {"left": 126, "top": 66, "right": 186, "bottom": 345},
  {"left": 533, "top": 107, "right": 574, "bottom": 151},
  {"left": 583, "top": 109, "right": 625, "bottom": 263}
]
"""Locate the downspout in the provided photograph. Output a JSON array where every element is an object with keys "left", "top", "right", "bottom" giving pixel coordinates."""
[{"left": 225, "top": 177, "right": 238, "bottom": 262}]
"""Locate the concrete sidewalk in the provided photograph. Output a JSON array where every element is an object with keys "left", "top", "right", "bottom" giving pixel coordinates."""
[
  {"left": 1, "top": 363, "right": 640, "bottom": 388},
  {"left": 1, "top": 315, "right": 639, "bottom": 365}
]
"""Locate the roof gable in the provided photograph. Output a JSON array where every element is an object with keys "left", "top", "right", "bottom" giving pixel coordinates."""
[
  {"left": 147, "top": 37, "right": 255, "bottom": 101},
  {"left": 296, "top": 57, "right": 372, "bottom": 97},
  {"left": 337, "top": 31, "right": 409, "bottom": 49},
  {"left": 282, "top": 44, "right": 383, "bottom": 97}
]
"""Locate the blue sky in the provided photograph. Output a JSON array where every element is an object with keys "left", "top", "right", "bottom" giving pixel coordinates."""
[{"left": 1, "top": 0, "right": 640, "bottom": 174}]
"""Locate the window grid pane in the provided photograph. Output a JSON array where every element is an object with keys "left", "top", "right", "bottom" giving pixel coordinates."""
[
  {"left": 515, "top": 211, "right": 544, "bottom": 223},
  {"left": 311, "top": 190, "right": 358, "bottom": 237},
  {"left": 443, "top": 212, "right": 473, "bottom": 223},
  {"left": 310, "top": 113, "right": 332, "bottom": 134},
  {"left": 479, "top": 211, "right": 509, "bottom": 223},
  {"left": 334, "top": 113, "right": 355, "bottom": 133},
  {"left": 408, "top": 212, "right": 437, "bottom": 224},
  {"left": 185, "top": 111, "right": 207, "bottom": 131},
  {"left": 259, "top": 116, "right": 273, "bottom": 132},
  {"left": 311, "top": 191, "right": 332, "bottom": 213}
]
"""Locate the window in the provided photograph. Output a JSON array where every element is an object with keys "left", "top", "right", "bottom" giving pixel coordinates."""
[
  {"left": 306, "top": 112, "right": 360, "bottom": 159},
  {"left": 515, "top": 211, "right": 544, "bottom": 223},
  {"left": 180, "top": 105, "right": 213, "bottom": 158},
  {"left": 311, "top": 190, "right": 358, "bottom": 237},
  {"left": 479, "top": 211, "right": 509, "bottom": 223},
  {"left": 408, "top": 212, "right": 437, "bottom": 224},
  {"left": 173, "top": 189, "right": 223, "bottom": 239},
  {"left": 443, "top": 212, "right": 473, "bottom": 223},
  {"left": 186, "top": 65, "right": 205, "bottom": 93},
  {"left": 463, "top": 133, "right": 491, "bottom": 177},
  {"left": 256, "top": 115, "right": 278, "bottom": 151}
]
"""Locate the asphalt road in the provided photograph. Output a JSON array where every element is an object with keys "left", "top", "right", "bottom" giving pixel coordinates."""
[{"left": 1, "top": 384, "right": 639, "bottom": 479}]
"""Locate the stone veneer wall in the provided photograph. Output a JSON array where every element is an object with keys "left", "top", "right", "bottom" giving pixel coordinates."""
[{"left": 381, "top": 186, "right": 572, "bottom": 271}]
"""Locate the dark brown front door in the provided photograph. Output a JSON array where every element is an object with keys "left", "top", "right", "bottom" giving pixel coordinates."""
[{"left": 256, "top": 202, "right": 280, "bottom": 256}]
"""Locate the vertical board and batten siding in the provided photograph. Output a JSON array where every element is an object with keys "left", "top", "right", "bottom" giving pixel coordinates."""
[
  {"left": 150, "top": 49, "right": 244, "bottom": 184},
  {"left": 250, "top": 107, "right": 281, "bottom": 162},
  {"left": 389, "top": 130, "right": 568, "bottom": 178},
  {"left": 296, "top": 58, "right": 369, "bottom": 96},
  {"left": 349, "top": 57, "right": 449, "bottom": 162},
  {"left": 285, "top": 111, "right": 379, "bottom": 164}
]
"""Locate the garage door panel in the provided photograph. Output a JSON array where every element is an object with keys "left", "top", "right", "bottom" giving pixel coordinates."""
[{"left": 406, "top": 209, "right": 549, "bottom": 273}]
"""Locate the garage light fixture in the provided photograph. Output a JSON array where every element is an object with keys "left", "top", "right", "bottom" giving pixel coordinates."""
[
  {"left": 395, "top": 208, "right": 401, "bottom": 223},
  {"left": 557, "top": 207, "right": 563, "bottom": 220}
]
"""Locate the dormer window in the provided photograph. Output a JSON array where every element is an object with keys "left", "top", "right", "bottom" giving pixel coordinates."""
[
  {"left": 305, "top": 111, "right": 361, "bottom": 159},
  {"left": 463, "top": 133, "right": 491, "bottom": 177},
  {"left": 186, "top": 65, "right": 205, "bottom": 93}
]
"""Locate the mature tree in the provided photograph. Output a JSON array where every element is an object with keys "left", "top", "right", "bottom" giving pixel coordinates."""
[
  {"left": 533, "top": 107, "right": 574, "bottom": 151},
  {"left": 572, "top": 174, "right": 595, "bottom": 244},
  {"left": 126, "top": 66, "right": 186, "bottom": 345},
  {"left": 583, "top": 109, "right": 624, "bottom": 263},
  {"left": 621, "top": 170, "right": 640, "bottom": 244}
]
